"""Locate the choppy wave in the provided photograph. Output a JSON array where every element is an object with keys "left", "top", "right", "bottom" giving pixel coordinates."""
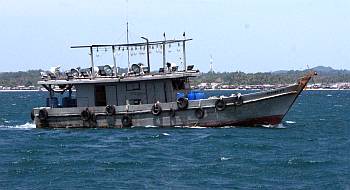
[
  {"left": 173, "top": 125, "right": 207, "bottom": 129},
  {"left": 220, "top": 157, "right": 231, "bottom": 161},
  {"left": 0, "top": 122, "right": 35, "bottom": 130},
  {"left": 285, "top": 120, "right": 296, "bottom": 124},
  {"left": 261, "top": 124, "right": 287, "bottom": 129}
]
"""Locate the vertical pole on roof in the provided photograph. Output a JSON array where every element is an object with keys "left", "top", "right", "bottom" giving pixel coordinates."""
[
  {"left": 112, "top": 46, "right": 118, "bottom": 76},
  {"left": 141, "top": 37, "right": 150, "bottom": 73},
  {"left": 183, "top": 32, "right": 187, "bottom": 71},
  {"left": 162, "top": 32, "right": 166, "bottom": 70},
  {"left": 127, "top": 22, "right": 130, "bottom": 72},
  {"left": 89, "top": 46, "right": 95, "bottom": 79}
]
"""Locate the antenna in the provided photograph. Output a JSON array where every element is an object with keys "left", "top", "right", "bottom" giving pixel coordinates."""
[
  {"left": 127, "top": 22, "right": 130, "bottom": 72},
  {"left": 125, "top": 0, "right": 130, "bottom": 72}
]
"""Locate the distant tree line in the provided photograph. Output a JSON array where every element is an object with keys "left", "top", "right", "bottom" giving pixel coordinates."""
[
  {"left": 0, "top": 70, "right": 43, "bottom": 87},
  {"left": 0, "top": 66, "right": 349, "bottom": 87},
  {"left": 193, "top": 69, "right": 350, "bottom": 85}
]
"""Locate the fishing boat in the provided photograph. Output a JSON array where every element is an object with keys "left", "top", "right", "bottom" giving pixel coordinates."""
[{"left": 31, "top": 34, "right": 316, "bottom": 128}]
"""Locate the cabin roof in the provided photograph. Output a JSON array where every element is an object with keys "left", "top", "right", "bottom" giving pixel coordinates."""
[{"left": 38, "top": 71, "right": 199, "bottom": 85}]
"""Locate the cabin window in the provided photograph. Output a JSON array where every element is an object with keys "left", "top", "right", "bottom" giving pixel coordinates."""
[
  {"left": 172, "top": 78, "right": 186, "bottom": 90},
  {"left": 95, "top": 85, "right": 106, "bottom": 106},
  {"left": 127, "top": 82, "right": 140, "bottom": 91}
]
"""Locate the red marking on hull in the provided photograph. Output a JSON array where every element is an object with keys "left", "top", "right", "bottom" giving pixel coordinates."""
[{"left": 200, "top": 115, "right": 284, "bottom": 127}]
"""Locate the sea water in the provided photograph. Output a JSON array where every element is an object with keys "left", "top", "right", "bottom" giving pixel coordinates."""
[{"left": 0, "top": 91, "right": 349, "bottom": 189}]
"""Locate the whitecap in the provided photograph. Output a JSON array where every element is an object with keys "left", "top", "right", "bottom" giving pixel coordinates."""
[
  {"left": 162, "top": 133, "right": 170, "bottom": 136},
  {"left": 174, "top": 125, "right": 207, "bottom": 129},
  {"left": 145, "top": 125, "right": 159, "bottom": 128},
  {"left": 262, "top": 124, "right": 286, "bottom": 129},
  {"left": 220, "top": 157, "right": 231, "bottom": 161},
  {"left": 220, "top": 126, "right": 236, "bottom": 128},
  {"left": 285, "top": 121, "right": 296, "bottom": 124},
  {"left": 0, "top": 122, "right": 36, "bottom": 130},
  {"left": 188, "top": 126, "right": 207, "bottom": 129}
]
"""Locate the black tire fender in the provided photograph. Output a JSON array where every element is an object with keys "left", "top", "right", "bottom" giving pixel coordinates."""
[
  {"left": 81, "top": 108, "right": 91, "bottom": 121},
  {"left": 215, "top": 99, "right": 226, "bottom": 111},
  {"left": 105, "top": 105, "right": 115, "bottom": 115},
  {"left": 177, "top": 97, "right": 189, "bottom": 110},
  {"left": 151, "top": 103, "right": 162, "bottom": 116},
  {"left": 38, "top": 109, "right": 48, "bottom": 121},
  {"left": 121, "top": 115, "right": 132, "bottom": 127},
  {"left": 195, "top": 108, "right": 205, "bottom": 119}
]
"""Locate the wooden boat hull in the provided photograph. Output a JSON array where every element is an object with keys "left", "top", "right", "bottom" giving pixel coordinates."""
[{"left": 33, "top": 83, "right": 304, "bottom": 128}]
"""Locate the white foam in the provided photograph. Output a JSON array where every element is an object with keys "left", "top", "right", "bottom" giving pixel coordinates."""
[
  {"left": 220, "top": 126, "right": 236, "bottom": 128},
  {"left": 187, "top": 126, "right": 207, "bottom": 129},
  {"left": 262, "top": 124, "right": 286, "bottom": 129},
  {"left": 285, "top": 121, "right": 296, "bottom": 124},
  {"left": 220, "top": 157, "right": 231, "bottom": 161},
  {"left": 0, "top": 122, "right": 36, "bottom": 130},
  {"left": 173, "top": 125, "right": 207, "bottom": 129},
  {"left": 144, "top": 125, "right": 159, "bottom": 128}
]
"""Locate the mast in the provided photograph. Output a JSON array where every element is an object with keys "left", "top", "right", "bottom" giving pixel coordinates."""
[
  {"left": 141, "top": 37, "right": 150, "bottom": 73},
  {"left": 89, "top": 46, "right": 95, "bottom": 79},
  {"left": 162, "top": 32, "right": 166, "bottom": 69},
  {"left": 127, "top": 22, "right": 131, "bottom": 72},
  {"left": 112, "top": 46, "right": 117, "bottom": 76},
  {"left": 182, "top": 32, "right": 187, "bottom": 71}
]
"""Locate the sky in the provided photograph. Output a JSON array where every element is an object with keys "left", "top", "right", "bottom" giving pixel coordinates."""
[{"left": 0, "top": 0, "right": 349, "bottom": 73}]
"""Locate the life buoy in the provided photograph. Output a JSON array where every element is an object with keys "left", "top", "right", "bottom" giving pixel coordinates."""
[
  {"left": 121, "top": 115, "right": 132, "bottom": 127},
  {"left": 215, "top": 99, "right": 226, "bottom": 111},
  {"left": 151, "top": 103, "right": 162, "bottom": 116},
  {"left": 38, "top": 109, "right": 48, "bottom": 121},
  {"left": 81, "top": 108, "right": 91, "bottom": 121},
  {"left": 105, "top": 105, "right": 115, "bottom": 115},
  {"left": 30, "top": 110, "right": 35, "bottom": 121},
  {"left": 169, "top": 108, "right": 176, "bottom": 117},
  {"left": 195, "top": 108, "right": 205, "bottom": 119},
  {"left": 177, "top": 97, "right": 188, "bottom": 110}
]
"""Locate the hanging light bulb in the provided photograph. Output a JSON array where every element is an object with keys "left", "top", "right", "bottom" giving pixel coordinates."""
[{"left": 96, "top": 48, "right": 99, "bottom": 57}]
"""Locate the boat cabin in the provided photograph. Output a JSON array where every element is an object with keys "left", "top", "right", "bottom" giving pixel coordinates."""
[{"left": 38, "top": 36, "right": 200, "bottom": 108}]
